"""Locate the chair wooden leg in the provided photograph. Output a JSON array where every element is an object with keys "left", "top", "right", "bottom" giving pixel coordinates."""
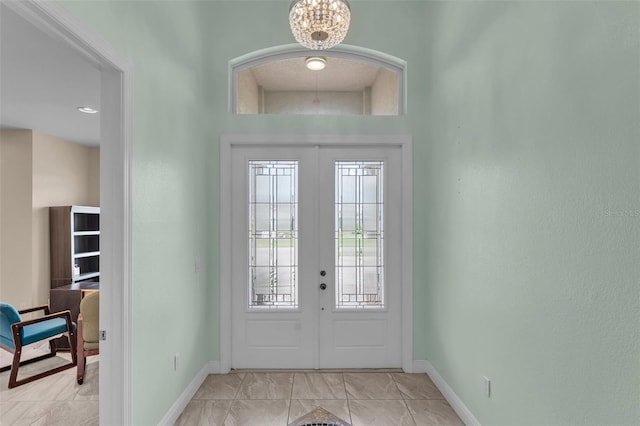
[
  {"left": 9, "top": 361, "right": 77, "bottom": 388},
  {"left": 77, "top": 358, "right": 86, "bottom": 385},
  {"left": 8, "top": 343, "right": 22, "bottom": 389},
  {"left": 68, "top": 330, "right": 77, "bottom": 366},
  {"left": 49, "top": 339, "right": 57, "bottom": 356},
  {"left": 6, "top": 336, "right": 77, "bottom": 389},
  {"left": 77, "top": 329, "right": 85, "bottom": 384}
]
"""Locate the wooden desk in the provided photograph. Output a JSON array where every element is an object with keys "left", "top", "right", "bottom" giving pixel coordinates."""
[{"left": 50, "top": 281, "right": 99, "bottom": 349}]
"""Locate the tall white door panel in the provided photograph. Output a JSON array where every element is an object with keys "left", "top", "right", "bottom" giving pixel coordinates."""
[{"left": 230, "top": 144, "right": 402, "bottom": 369}]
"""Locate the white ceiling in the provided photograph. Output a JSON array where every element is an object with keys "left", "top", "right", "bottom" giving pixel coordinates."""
[
  {"left": 250, "top": 56, "right": 382, "bottom": 92},
  {"left": 0, "top": 4, "right": 101, "bottom": 147},
  {"left": 0, "top": 4, "right": 386, "bottom": 146}
]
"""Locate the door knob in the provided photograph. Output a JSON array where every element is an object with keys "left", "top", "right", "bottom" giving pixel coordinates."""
[{"left": 319, "top": 283, "right": 327, "bottom": 290}]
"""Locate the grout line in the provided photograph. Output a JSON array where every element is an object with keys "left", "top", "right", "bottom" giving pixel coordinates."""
[
  {"left": 223, "top": 372, "right": 247, "bottom": 425},
  {"left": 401, "top": 398, "right": 418, "bottom": 426},
  {"left": 220, "top": 399, "right": 233, "bottom": 426},
  {"left": 287, "top": 372, "right": 296, "bottom": 425},
  {"left": 342, "top": 373, "right": 355, "bottom": 425},
  {"left": 232, "top": 372, "right": 244, "bottom": 400},
  {"left": 390, "top": 371, "right": 407, "bottom": 400}
]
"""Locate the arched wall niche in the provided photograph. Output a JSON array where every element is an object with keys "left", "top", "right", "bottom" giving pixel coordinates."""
[{"left": 230, "top": 44, "right": 407, "bottom": 116}]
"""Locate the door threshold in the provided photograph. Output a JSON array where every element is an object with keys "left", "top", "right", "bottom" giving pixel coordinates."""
[{"left": 230, "top": 368, "right": 404, "bottom": 373}]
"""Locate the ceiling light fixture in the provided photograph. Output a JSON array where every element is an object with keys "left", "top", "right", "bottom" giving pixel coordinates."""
[
  {"left": 77, "top": 106, "right": 98, "bottom": 114},
  {"left": 289, "top": 0, "right": 351, "bottom": 50},
  {"left": 305, "top": 56, "right": 327, "bottom": 71}
]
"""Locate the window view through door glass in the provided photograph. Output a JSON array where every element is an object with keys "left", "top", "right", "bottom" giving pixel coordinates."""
[
  {"left": 335, "top": 161, "right": 385, "bottom": 309},
  {"left": 248, "top": 161, "right": 298, "bottom": 309}
]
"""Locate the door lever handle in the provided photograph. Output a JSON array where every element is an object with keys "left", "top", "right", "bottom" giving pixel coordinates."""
[{"left": 319, "top": 283, "right": 327, "bottom": 290}]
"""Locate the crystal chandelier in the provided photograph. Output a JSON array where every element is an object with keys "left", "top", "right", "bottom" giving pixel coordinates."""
[{"left": 289, "top": 0, "right": 351, "bottom": 50}]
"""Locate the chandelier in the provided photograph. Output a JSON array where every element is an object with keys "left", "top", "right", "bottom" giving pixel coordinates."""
[{"left": 289, "top": 0, "right": 351, "bottom": 50}]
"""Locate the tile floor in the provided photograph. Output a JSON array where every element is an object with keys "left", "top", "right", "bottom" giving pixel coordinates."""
[
  {"left": 175, "top": 371, "right": 464, "bottom": 426},
  {"left": 1, "top": 353, "right": 464, "bottom": 426},
  {"left": 0, "top": 351, "right": 99, "bottom": 425}
]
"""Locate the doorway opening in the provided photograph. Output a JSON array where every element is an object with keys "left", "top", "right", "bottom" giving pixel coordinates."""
[
  {"left": 220, "top": 135, "right": 414, "bottom": 372},
  {"left": 3, "top": 1, "right": 133, "bottom": 424}
]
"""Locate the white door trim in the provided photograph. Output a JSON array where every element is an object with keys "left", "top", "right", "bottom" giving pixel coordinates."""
[
  {"left": 220, "top": 134, "right": 413, "bottom": 372},
  {"left": 5, "top": 1, "right": 134, "bottom": 423}
]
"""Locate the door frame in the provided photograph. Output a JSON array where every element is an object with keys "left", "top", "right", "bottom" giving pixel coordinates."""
[
  {"left": 220, "top": 134, "right": 413, "bottom": 372},
  {"left": 4, "top": 2, "right": 133, "bottom": 424}
]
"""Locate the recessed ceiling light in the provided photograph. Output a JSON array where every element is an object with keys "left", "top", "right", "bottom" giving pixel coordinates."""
[
  {"left": 305, "top": 56, "right": 327, "bottom": 71},
  {"left": 77, "top": 106, "right": 98, "bottom": 114}
]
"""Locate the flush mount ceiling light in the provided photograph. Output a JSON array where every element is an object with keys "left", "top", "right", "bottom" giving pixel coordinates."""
[
  {"left": 305, "top": 56, "right": 327, "bottom": 71},
  {"left": 289, "top": 0, "right": 351, "bottom": 50},
  {"left": 77, "top": 106, "right": 98, "bottom": 114}
]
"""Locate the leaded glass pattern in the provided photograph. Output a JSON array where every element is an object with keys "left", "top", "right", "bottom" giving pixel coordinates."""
[
  {"left": 248, "top": 160, "right": 298, "bottom": 309},
  {"left": 335, "top": 161, "right": 384, "bottom": 309}
]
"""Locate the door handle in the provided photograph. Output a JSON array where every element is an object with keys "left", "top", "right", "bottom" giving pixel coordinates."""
[{"left": 319, "top": 283, "right": 327, "bottom": 290}]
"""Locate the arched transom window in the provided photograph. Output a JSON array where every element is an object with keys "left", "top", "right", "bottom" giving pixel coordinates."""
[{"left": 230, "top": 45, "right": 406, "bottom": 116}]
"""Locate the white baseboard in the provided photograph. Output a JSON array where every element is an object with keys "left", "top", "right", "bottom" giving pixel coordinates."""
[
  {"left": 417, "top": 360, "right": 481, "bottom": 426},
  {"left": 158, "top": 361, "right": 213, "bottom": 426},
  {"left": 207, "top": 360, "right": 221, "bottom": 374},
  {"left": 412, "top": 359, "right": 430, "bottom": 373}
]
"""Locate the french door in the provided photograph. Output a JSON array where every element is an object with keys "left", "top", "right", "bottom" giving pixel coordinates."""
[{"left": 230, "top": 143, "right": 403, "bottom": 369}]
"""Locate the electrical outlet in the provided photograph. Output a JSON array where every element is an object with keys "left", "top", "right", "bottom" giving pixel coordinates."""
[
  {"left": 482, "top": 376, "right": 491, "bottom": 398},
  {"left": 174, "top": 353, "right": 180, "bottom": 371}
]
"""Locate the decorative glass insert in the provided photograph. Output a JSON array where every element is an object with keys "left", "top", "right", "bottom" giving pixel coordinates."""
[
  {"left": 335, "top": 161, "right": 384, "bottom": 309},
  {"left": 248, "top": 160, "right": 298, "bottom": 309}
]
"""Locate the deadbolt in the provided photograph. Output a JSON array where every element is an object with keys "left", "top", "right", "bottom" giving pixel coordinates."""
[
  {"left": 320, "top": 270, "right": 326, "bottom": 277},
  {"left": 319, "top": 283, "right": 327, "bottom": 290}
]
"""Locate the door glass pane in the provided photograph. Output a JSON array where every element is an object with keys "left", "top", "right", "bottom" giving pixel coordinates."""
[
  {"left": 335, "top": 161, "right": 384, "bottom": 309},
  {"left": 248, "top": 160, "right": 298, "bottom": 309}
]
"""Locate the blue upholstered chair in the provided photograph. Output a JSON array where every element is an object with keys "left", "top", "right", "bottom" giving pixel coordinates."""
[{"left": 0, "top": 302, "right": 77, "bottom": 388}]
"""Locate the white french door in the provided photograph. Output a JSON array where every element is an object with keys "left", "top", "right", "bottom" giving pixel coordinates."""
[{"left": 230, "top": 143, "right": 403, "bottom": 369}]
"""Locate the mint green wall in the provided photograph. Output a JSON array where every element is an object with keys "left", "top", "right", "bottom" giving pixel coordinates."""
[
  {"left": 61, "top": 1, "right": 639, "bottom": 424},
  {"left": 421, "top": 1, "right": 640, "bottom": 424},
  {"left": 61, "top": 2, "right": 216, "bottom": 424}
]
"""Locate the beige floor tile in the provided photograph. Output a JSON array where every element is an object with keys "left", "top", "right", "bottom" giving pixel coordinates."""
[
  {"left": 291, "top": 373, "right": 346, "bottom": 399},
  {"left": 0, "top": 401, "right": 56, "bottom": 425},
  {"left": 0, "top": 375, "right": 41, "bottom": 402},
  {"left": 406, "top": 399, "right": 464, "bottom": 425},
  {"left": 236, "top": 372, "right": 293, "bottom": 400},
  {"left": 74, "top": 362, "right": 99, "bottom": 401},
  {"left": 349, "top": 399, "right": 416, "bottom": 426},
  {"left": 194, "top": 373, "right": 244, "bottom": 400},
  {"left": 1, "top": 360, "right": 464, "bottom": 426},
  {"left": 45, "top": 370, "right": 86, "bottom": 401},
  {"left": 344, "top": 373, "right": 402, "bottom": 400},
  {"left": 0, "top": 356, "right": 69, "bottom": 392},
  {"left": 0, "top": 400, "right": 99, "bottom": 426},
  {"left": 174, "top": 399, "right": 233, "bottom": 426},
  {"left": 0, "top": 355, "right": 73, "bottom": 401},
  {"left": 224, "top": 399, "right": 289, "bottom": 426},
  {"left": 288, "top": 399, "right": 351, "bottom": 424},
  {"left": 392, "top": 373, "right": 444, "bottom": 400}
]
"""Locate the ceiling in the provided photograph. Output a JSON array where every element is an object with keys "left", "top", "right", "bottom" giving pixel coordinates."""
[
  {"left": 1, "top": 4, "right": 386, "bottom": 146},
  {"left": 0, "top": 4, "right": 101, "bottom": 147},
  {"left": 250, "top": 56, "right": 382, "bottom": 92}
]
